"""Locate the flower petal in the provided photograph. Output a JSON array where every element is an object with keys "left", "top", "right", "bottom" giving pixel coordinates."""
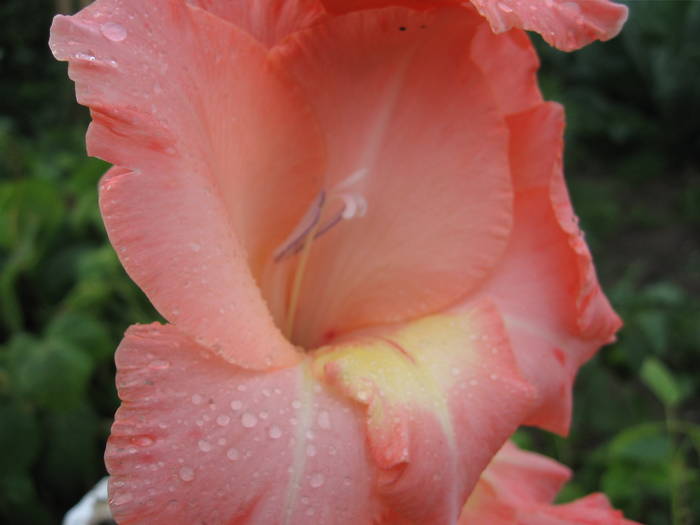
[
  {"left": 106, "top": 324, "right": 378, "bottom": 524},
  {"left": 272, "top": 7, "right": 513, "bottom": 347},
  {"left": 460, "top": 442, "right": 641, "bottom": 525},
  {"left": 469, "top": 24, "right": 542, "bottom": 116},
  {"left": 319, "top": 0, "right": 628, "bottom": 51},
  {"left": 185, "top": 0, "right": 326, "bottom": 47},
  {"left": 469, "top": 0, "right": 628, "bottom": 51},
  {"left": 50, "top": 0, "right": 327, "bottom": 368},
  {"left": 313, "top": 300, "right": 535, "bottom": 524},
  {"left": 478, "top": 102, "right": 621, "bottom": 434}
]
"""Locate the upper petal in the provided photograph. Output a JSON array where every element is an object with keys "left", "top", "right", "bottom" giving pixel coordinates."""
[
  {"left": 319, "top": 0, "right": 628, "bottom": 51},
  {"left": 271, "top": 7, "right": 514, "bottom": 347},
  {"left": 185, "top": 0, "right": 326, "bottom": 47},
  {"left": 469, "top": 0, "right": 628, "bottom": 51},
  {"left": 106, "top": 324, "right": 379, "bottom": 524},
  {"left": 50, "top": 0, "right": 327, "bottom": 368}
]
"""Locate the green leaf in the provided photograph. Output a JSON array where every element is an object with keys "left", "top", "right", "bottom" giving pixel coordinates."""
[
  {"left": 6, "top": 334, "right": 94, "bottom": 410},
  {"left": 0, "top": 401, "right": 40, "bottom": 473},
  {"left": 640, "top": 357, "right": 684, "bottom": 407}
]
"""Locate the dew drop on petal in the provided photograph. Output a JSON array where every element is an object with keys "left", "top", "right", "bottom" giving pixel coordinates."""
[
  {"left": 317, "top": 410, "right": 331, "bottom": 430},
  {"left": 191, "top": 394, "right": 204, "bottom": 405},
  {"left": 230, "top": 400, "right": 243, "bottom": 411},
  {"left": 148, "top": 359, "right": 170, "bottom": 370},
  {"left": 198, "top": 440, "right": 212, "bottom": 452},
  {"left": 241, "top": 412, "right": 258, "bottom": 428},
  {"left": 179, "top": 466, "right": 195, "bottom": 482},
  {"left": 112, "top": 492, "right": 133, "bottom": 505},
  {"left": 226, "top": 448, "right": 239, "bottom": 461},
  {"left": 216, "top": 415, "right": 230, "bottom": 426},
  {"left": 100, "top": 22, "right": 127, "bottom": 42},
  {"left": 269, "top": 426, "right": 282, "bottom": 439},
  {"left": 309, "top": 473, "right": 325, "bottom": 488},
  {"left": 306, "top": 444, "right": 317, "bottom": 457}
]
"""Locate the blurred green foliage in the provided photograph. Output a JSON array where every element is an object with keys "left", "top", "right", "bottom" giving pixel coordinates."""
[{"left": 0, "top": 0, "right": 698, "bottom": 524}]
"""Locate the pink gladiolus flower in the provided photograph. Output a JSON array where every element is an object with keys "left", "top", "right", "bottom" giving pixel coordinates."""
[
  {"left": 459, "top": 441, "right": 641, "bottom": 524},
  {"left": 50, "top": 0, "right": 623, "bottom": 523},
  {"left": 318, "top": 0, "right": 628, "bottom": 51}
]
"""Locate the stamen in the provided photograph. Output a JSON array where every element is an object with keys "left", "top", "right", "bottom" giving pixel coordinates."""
[
  {"left": 274, "top": 192, "right": 325, "bottom": 262},
  {"left": 284, "top": 204, "right": 323, "bottom": 340}
]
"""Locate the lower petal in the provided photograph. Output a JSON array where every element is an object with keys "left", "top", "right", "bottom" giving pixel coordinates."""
[
  {"left": 106, "top": 324, "right": 378, "bottom": 524},
  {"left": 460, "top": 442, "right": 641, "bottom": 525},
  {"left": 313, "top": 300, "right": 536, "bottom": 524}
]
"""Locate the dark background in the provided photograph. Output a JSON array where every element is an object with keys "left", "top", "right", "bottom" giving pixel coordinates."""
[{"left": 0, "top": 1, "right": 698, "bottom": 524}]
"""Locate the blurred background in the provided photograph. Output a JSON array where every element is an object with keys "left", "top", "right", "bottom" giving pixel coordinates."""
[{"left": 0, "top": 0, "right": 698, "bottom": 524}]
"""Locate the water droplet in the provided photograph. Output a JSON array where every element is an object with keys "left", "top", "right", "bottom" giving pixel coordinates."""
[
  {"left": 230, "top": 400, "right": 243, "bottom": 411},
  {"left": 101, "top": 22, "right": 128, "bottom": 42},
  {"left": 191, "top": 394, "right": 204, "bottom": 405},
  {"left": 75, "top": 51, "right": 96, "bottom": 62},
  {"left": 497, "top": 1, "right": 513, "bottom": 13},
  {"left": 469, "top": 379, "right": 478, "bottom": 386},
  {"left": 132, "top": 436, "right": 154, "bottom": 447},
  {"left": 237, "top": 385, "right": 247, "bottom": 392},
  {"left": 241, "top": 412, "right": 258, "bottom": 428},
  {"left": 343, "top": 476, "right": 352, "bottom": 486},
  {"left": 226, "top": 448, "right": 239, "bottom": 461},
  {"left": 112, "top": 492, "right": 133, "bottom": 505},
  {"left": 309, "top": 473, "right": 325, "bottom": 488},
  {"left": 291, "top": 400, "right": 302, "bottom": 409},
  {"left": 198, "top": 440, "right": 212, "bottom": 452},
  {"left": 216, "top": 415, "right": 230, "bottom": 426},
  {"left": 259, "top": 411, "right": 269, "bottom": 420},
  {"left": 305, "top": 507, "right": 316, "bottom": 516},
  {"left": 269, "top": 426, "right": 282, "bottom": 439},
  {"left": 179, "top": 466, "right": 195, "bottom": 482},
  {"left": 306, "top": 444, "right": 317, "bottom": 457},
  {"left": 148, "top": 359, "right": 170, "bottom": 370},
  {"left": 317, "top": 410, "right": 331, "bottom": 430},
  {"left": 190, "top": 242, "right": 201, "bottom": 252}
]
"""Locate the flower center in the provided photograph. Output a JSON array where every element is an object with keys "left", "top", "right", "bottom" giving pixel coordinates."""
[{"left": 263, "top": 169, "right": 368, "bottom": 347}]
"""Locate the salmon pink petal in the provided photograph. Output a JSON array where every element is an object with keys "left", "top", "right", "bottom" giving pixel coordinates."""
[
  {"left": 50, "top": 0, "right": 327, "bottom": 368},
  {"left": 313, "top": 300, "right": 536, "bottom": 524},
  {"left": 478, "top": 102, "right": 621, "bottom": 434},
  {"left": 185, "top": 0, "right": 326, "bottom": 47},
  {"left": 106, "top": 324, "right": 379, "bottom": 524},
  {"left": 319, "top": 0, "right": 628, "bottom": 51},
  {"left": 469, "top": 24, "right": 542, "bottom": 116},
  {"left": 470, "top": 0, "right": 628, "bottom": 51},
  {"left": 272, "top": 7, "right": 513, "bottom": 347},
  {"left": 320, "top": 0, "right": 459, "bottom": 13},
  {"left": 460, "top": 442, "right": 641, "bottom": 524}
]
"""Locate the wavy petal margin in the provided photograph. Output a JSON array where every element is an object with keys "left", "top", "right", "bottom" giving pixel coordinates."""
[{"left": 459, "top": 441, "right": 642, "bottom": 524}]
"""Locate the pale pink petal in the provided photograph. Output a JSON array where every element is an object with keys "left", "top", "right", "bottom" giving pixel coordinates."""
[
  {"left": 477, "top": 102, "right": 621, "bottom": 434},
  {"left": 470, "top": 0, "right": 628, "bottom": 51},
  {"left": 50, "top": 0, "right": 327, "bottom": 368},
  {"left": 185, "top": 0, "right": 326, "bottom": 47},
  {"left": 460, "top": 442, "right": 641, "bottom": 525},
  {"left": 313, "top": 300, "right": 535, "bottom": 524},
  {"left": 106, "top": 324, "right": 379, "bottom": 524},
  {"left": 272, "top": 7, "right": 513, "bottom": 347}
]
